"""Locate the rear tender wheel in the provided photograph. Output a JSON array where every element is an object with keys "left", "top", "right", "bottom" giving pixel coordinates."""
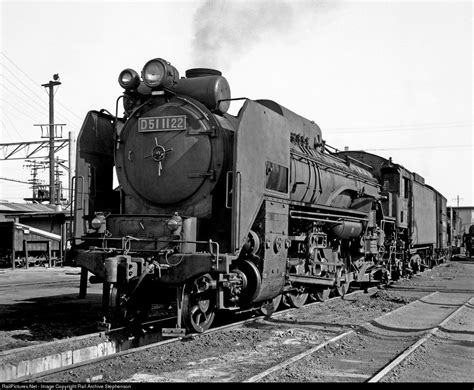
[
  {"left": 285, "top": 287, "right": 308, "bottom": 308},
  {"left": 260, "top": 294, "right": 282, "bottom": 316},
  {"left": 181, "top": 276, "right": 216, "bottom": 333}
]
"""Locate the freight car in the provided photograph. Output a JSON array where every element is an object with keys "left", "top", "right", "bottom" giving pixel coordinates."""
[
  {"left": 426, "top": 184, "right": 449, "bottom": 265},
  {"left": 71, "top": 58, "right": 432, "bottom": 334},
  {"left": 464, "top": 225, "right": 474, "bottom": 257},
  {"left": 447, "top": 207, "right": 463, "bottom": 255},
  {"left": 335, "top": 151, "right": 450, "bottom": 274}
]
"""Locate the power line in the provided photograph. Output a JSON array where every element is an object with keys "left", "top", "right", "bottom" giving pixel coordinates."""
[
  {"left": 0, "top": 176, "right": 71, "bottom": 191},
  {"left": 0, "top": 177, "right": 30, "bottom": 185},
  {"left": 0, "top": 52, "right": 46, "bottom": 91},
  {"left": 0, "top": 69, "right": 75, "bottom": 129},
  {"left": 56, "top": 100, "right": 83, "bottom": 122},
  {"left": 0, "top": 66, "right": 81, "bottom": 129},
  {"left": 1, "top": 115, "right": 23, "bottom": 140},
  {"left": 0, "top": 96, "right": 43, "bottom": 124},
  {"left": 0, "top": 63, "right": 51, "bottom": 110},
  {"left": 0, "top": 80, "right": 49, "bottom": 118},
  {"left": 329, "top": 123, "right": 472, "bottom": 134},
  {"left": 333, "top": 121, "right": 472, "bottom": 129},
  {"left": 0, "top": 53, "right": 82, "bottom": 128},
  {"left": 0, "top": 72, "right": 50, "bottom": 111},
  {"left": 363, "top": 144, "right": 473, "bottom": 151}
]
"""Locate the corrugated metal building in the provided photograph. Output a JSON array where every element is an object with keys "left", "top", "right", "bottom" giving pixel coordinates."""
[
  {"left": 452, "top": 206, "right": 474, "bottom": 234},
  {"left": 0, "top": 201, "right": 70, "bottom": 269}
]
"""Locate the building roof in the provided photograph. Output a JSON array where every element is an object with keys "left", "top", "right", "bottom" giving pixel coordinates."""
[{"left": 0, "top": 201, "right": 69, "bottom": 215}]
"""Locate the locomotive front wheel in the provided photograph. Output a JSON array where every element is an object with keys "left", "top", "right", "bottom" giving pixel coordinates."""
[
  {"left": 108, "top": 283, "right": 147, "bottom": 326},
  {"left": 108, "top": 285, "right": 124, "bottom": 321},
  {"left": 181, "top": 280, "right": 216, "bottom": 333},
  {"left": 285, "top": 288, "right": 309, "bottom": 308}
]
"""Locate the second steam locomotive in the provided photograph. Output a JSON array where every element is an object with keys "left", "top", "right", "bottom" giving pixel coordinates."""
[{"left": 71, "top": 58, "right": 449, "bottom": 334}]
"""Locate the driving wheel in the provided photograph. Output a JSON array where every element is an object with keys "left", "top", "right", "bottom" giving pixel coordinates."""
[
  {"left": 313, "top": 288, "right": 330, "bottom": 302},
  {"left": 260, "top": 294, "right": 282, "bottom": 316},
  {"left": 285, "top": 287, "right": 308, "bottom": 308},
  {"left": 335, "top": 268, "right": 350, "bottom": 297}
]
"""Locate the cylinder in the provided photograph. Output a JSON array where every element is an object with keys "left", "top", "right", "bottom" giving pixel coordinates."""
[{"left": 331, "top": 221, "right": 363, "bottom": 239}]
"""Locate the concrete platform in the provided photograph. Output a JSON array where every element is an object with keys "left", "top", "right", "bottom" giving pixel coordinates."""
[{"left": 0, "top": 265, "right": 82, "bottom": 287}]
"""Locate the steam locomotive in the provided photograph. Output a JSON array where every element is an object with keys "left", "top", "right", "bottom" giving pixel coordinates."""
[{"left": 71, "top": 57, "right": 449, "bottom": 334}]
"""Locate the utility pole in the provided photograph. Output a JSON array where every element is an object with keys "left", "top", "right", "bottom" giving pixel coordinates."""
[
  {"left": 42, "top": 74, "right": 61, "bottom": 205},
  {"left": 453, "top": 195, "right": 463, "bottom": 207},
  {"left": 23, "top": 160, "right": 48, "bottom": 202},
  {"left": 54, "top": 156, "right": 66, "bottom": 203}
]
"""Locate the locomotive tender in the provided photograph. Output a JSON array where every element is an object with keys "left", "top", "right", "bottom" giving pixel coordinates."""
[
  {"left": 335, "top": 151, "right": 450, "bottom": 274},
  {"left": 71, "top": 57, "right": 446, "bottom": 334}
]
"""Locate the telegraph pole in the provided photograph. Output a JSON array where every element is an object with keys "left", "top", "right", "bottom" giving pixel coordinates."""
[
  {"left": 42, "top": 75, "right": 61, "bottom": 204},
  {"left": 453, "top": 195, "right": 463, "bottom": 207}
]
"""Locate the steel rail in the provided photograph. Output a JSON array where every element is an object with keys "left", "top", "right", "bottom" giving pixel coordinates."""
[
  {"left": 243, "top": 330, "right": 355, "bottom": 382},
  {"left": 366, "top": 295, "right": 474, "bottom": 383},
  {"left": 0, "top": 316, "right": 176, "bottom": 357},
  {"left": 243, "top": 290, "right": 439, "bottom": 382}
]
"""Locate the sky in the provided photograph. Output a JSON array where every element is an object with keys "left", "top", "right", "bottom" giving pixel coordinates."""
[{"left": 0, "top": 0, "right": 472, "bottom": 207}]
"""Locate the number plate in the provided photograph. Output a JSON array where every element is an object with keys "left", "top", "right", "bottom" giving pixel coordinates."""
[{"left": 138, "top": 115, "right": 187, "bottom": 132}]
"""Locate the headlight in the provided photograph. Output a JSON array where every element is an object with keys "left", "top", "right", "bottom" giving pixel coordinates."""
[
  {"left": 118, "top": 68, "right": 140, "bottom": 90},
  {"left": 91, "top": 214, "right": 106, "bottom": 230},
  {"left": 142, "top": 58, "right": 179, "bottom": 89},
  {"left": 166, "top": 212, "right": 182, "bottom": 234}
]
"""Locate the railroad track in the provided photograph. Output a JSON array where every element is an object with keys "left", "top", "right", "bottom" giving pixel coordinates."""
[
  {"left": 367, "top": 295, "right": 473, "bottom": 382},
  {"left": 30, "top": 286, "right": 468, "bottom": 383},
  {"left": 243, "top": 292, "right": 473, "bottom": 382},
  {"left": 2, "top": 286, "right": 378, "bottom": 382},
  {"left": 1, "top": 265, "right": 458, "bottom": 382},
  {"left": 387, "top": 286, "right": 474, "bottom": 294}
]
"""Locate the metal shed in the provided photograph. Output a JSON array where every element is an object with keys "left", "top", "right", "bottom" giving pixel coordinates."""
[{"left": 0, "top": 202, "right": 69, "bottom": 269}]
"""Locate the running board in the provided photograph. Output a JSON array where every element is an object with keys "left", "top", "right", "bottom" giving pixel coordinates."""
[{"left": 288, "top": 274, "right": 335, "bottom": 287}]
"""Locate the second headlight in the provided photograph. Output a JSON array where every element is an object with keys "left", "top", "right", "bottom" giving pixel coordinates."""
[{"left": 118, "top": 68, "right": 140, "bottom": 90}]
